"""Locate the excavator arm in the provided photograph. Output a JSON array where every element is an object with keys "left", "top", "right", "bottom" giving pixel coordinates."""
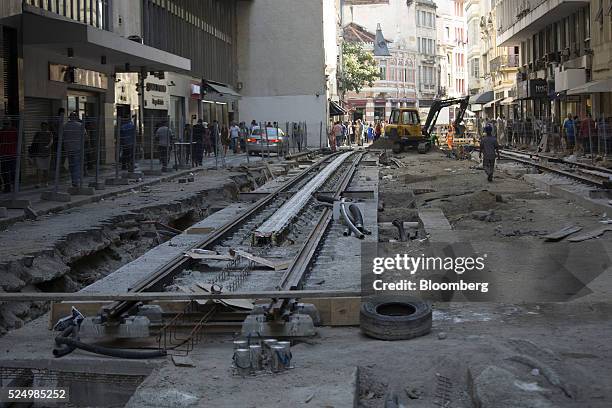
[{"left": 421, "top": 96, "right": 470, "bottom": 139}]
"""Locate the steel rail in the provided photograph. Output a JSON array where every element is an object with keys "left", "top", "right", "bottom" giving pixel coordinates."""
[
  {"left": 501, "top": 148, "right": 612, "bottom": 175},
  {"left": 277, "top": 151, "right": 364, "bottom": 292},
  {"left": 0, "top": 290, "right": 362, "bottom": 302},
  {"left": 101, "top": 152, "right": 340, "bottom": 320},
  {"left": 499, "top": 151, "right": 607, "bottom": 188}
]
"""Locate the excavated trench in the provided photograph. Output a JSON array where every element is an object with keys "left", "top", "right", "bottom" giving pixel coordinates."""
[{"left": 0, "top": 171, "right": 266, "bottom": 335}]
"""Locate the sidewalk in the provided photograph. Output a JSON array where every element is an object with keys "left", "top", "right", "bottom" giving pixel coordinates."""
[{"left": 0, "top": 152, "right": 260, "bottom": 230}]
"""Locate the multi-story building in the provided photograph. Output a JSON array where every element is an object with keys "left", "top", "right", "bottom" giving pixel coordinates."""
[
  {"left": 236, "top": 0, "right": 341, "bottom": 147},
  {"left": 415, "top": 0, "right": 440, "bottom": 116},
  {"left": 465, "top": 0, "right": 483, "bottom": 96},
  {"left": 437, "top": 0, "right": 468, "bottom": 124},
  {"left": 341, "top": 0, "right": 448, "bottom": 123},
  {"left": 496, "top": 0, "right": 592, "bottom": 123},
  {"left": 342, "top": 22, "right": 418, "bottom": 124},
  {"left": 0, "top": 0, "right": 242, "bottom": 164}
]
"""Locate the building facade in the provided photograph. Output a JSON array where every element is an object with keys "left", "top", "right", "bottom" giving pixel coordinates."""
[
  {"left": 497, "top": 0, "right": 593, "bottom": 124},
  {"left": 236, "top": 0, "right": 340, "bottom": 147},
  {"left": 437, "top": 0, "right": 468, "bottom": 123},
  {"left": 0, "top": 0, "right": 244, "bottom": 166}
]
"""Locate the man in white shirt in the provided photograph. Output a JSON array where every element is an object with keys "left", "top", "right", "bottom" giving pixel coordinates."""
[{"left": 155, "top": 121, "right": 174, "bottom": 171}]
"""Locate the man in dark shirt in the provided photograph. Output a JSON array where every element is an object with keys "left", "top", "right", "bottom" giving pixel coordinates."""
[
  {"left": 479, "top": 124, "right": 500, "bottom": 182},
  {"left": 0, "top": 119, "right": 17, "bottom": 193},
  {"left": 192, "top": 119, "right": 205, "bottom": 166}
]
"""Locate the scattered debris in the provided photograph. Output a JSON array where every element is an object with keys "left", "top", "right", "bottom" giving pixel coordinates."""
[
  {"left": 438, "top": 331, "right": 447, "bottom": 340},
  {"left": 471, "top": 210, "right": 501, "bottom": 222},
  {"left": 304, "top": 393, "right": 315, "bottom": 403},
  {"left": 404, "top": 387, "right": 421, "bottom": 399},
  {"left": 568, "top": 225, "right": 612, "bottom": 242},
  {"left": 229, "top": 248, "right": 291, "bottom": 270},
  {"left": 172, "top": 355, "right": 196, "bottom": 367},
  {"left": 543, "top": 225, "right": 582, "bottom": 241}
]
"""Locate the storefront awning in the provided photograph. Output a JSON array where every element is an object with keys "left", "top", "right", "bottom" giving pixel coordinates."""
[
  {"left": 469, "top": 91, "right": 494, "bottom": 105},
  {"left": 500, "top": 97, "right": 516, "bottom": 105},
  {"left": 205, "top": 81, "right": 241, "bottom": 100},
  {"left": 329, "top": 100, "right": 347, "bottom": 116},
  {"left": 567, "top": 79, "right": 612, "bottom": 95},
  {"left": 483, "top": 98, "right": 503, "bottom": 109},
  {"left": 22, "top": 10, "right": 191, "bottom": 74}
]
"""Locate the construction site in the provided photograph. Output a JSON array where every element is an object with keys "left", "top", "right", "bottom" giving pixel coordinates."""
[{"left": 0, "top": 137, "right": 611, "bottom": 407}]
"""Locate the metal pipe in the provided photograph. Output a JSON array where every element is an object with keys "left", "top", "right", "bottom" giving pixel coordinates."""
[
  {"left": 392, "top": 219, "right": 408, "bottom": 242},
  {"left": 340, "top": 199, "right": 364, "bottom": 239}
]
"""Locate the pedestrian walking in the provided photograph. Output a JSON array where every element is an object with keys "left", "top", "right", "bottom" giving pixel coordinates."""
[
  {"left": 239, "top": 122, "right": 248, "bottom": 153},
  {"left": 230, "top": 122, "right": 240, "bottom": 153},
  {"left": 50, "top": 107, "right": 66, "bottom": 173},
  {"left": 221, "top": 125, "right": 230, "bottom": 156},
  {"left": 367, "top": 123, "right": 374, "bottom": 143},
  {"left": 212, "top": 120, "right": 220, "bottom": 157},
  {"left": 119, "top": 116, "right": 135, "bottom": 172},
  {"left": 374, "top": 121, "right": 382, "bottom": 141},
  {"left": 63, "top": 112, "right": 87, "bottom": 187},
  {"left": 0, "top": 119, "right": 18, "bottom": 193},
  {"left": 579, "top": 113, "right": 596, "bottom": 156},
  {"left": 155, "top": 121, "right": 174, "bottom": 171},
  {"left": 562, "top": 113, "right": 575, "bottom": 153},
  {"left": 183, "top": 124, "right": 192, "bottom": 164},
  {"left": 192, "top": 119, "right": 205, "bottom": 166},
  {"left": 29, "top": 121, "right": 53, "bottom": 187},
  {"left": 479, "top": 124, "right": 500, "bottom": 182},
  {"left": 331, "top": 121, "right": 342, "bottom": 152}
]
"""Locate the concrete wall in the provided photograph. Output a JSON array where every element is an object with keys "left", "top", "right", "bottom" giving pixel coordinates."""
[
  {"left": 236, "top": 0, "right": 328, "bottom": 146},
  {"left": 112, "top": 1, "right": 143, "bottom": 38}
]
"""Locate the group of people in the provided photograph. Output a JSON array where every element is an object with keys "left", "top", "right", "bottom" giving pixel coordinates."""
[
  {"left": 561, "top": 113, "right": 598, "bottom": 155},
  {"left": 0, "top": 109, "right": 93, "bottom": 192},
  {"left": 329, "top": 119, "right": 385, "bottom": 150}
]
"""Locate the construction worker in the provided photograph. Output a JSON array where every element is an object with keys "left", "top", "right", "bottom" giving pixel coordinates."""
[{"left": 479, "top": 124, "right": 500, "bottom": 182}]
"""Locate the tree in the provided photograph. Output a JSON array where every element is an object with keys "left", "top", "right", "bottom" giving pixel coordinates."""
[{"left": 339, "top": 42, "right": 380, "bottom": 95}]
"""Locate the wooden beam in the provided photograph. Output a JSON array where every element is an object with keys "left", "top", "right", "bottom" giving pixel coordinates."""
[
  {"left": 0, "top": 289, "right": 362, "bottom": 302},
  {"left": 49, "top": 296, "right": 362, "bottom": 328}
]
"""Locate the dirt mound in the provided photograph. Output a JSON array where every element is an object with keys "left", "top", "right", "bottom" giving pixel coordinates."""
[{"left": 368, "top": 138, "right": 395, "bottom": 149}]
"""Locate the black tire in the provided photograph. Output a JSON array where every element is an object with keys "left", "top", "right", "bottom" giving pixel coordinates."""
[
  {"left": 392, "top": 142, "right": 403, "bottom": 154},
  {"left": 360, "top": 296, "right": 432, "bottom": 341}
]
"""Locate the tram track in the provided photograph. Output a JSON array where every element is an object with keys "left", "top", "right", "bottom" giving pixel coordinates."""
[{"left": 100, "top": 150, "right": 365, "bottom": 323}]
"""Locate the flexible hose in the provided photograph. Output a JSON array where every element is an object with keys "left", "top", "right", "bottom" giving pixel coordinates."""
[
  {"left": 348, "top": 204, "right": 372, "bottom": 235},
  {"left": 340, "top": 200, "right": 364, "bottom": 239},
  {"left": 53, "top": 325, "right": 78, "bottom": 358},
  {"left": 392, "top": 219, "right": 408, "bottom": 242},
  {"left": 55, "top": 337, "right": 167, "bottom": 359}
]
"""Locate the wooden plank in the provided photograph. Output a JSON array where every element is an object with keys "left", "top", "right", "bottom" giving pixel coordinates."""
[
  {"left": 50, "top": 296, "right": 363, "bottom": 328},
  {"left": 304, "top": 297, "right": 361, "bottom": 326},
  {"left": 230, "top": 248, "right": 291, "bottom": 270}
]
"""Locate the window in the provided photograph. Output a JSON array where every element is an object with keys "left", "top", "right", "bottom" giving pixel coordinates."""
[
  {"left": 390, "top": 110, "right": 400, "bottom": 124},
  {"left": 401, "top": 110, "right": 419, "bottom": 124},
  {"left": 417, "top": 10, "right": 435, "bottom": 28},
  {"left": 379, "top": 60, "right": 387, "bottom": 80}
]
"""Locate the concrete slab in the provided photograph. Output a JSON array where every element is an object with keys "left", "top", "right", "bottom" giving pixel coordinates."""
[{"left": 523, "top": 173, "right": 612, "bottom": 214}]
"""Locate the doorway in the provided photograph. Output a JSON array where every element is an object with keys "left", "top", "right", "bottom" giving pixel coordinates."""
[{"left": 67, "top": 90, "right": 101, "bottom": 171}]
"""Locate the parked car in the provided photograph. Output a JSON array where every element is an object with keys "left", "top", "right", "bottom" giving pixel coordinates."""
[{"left": 246, "top": 127, "right": 289, "bottom": 156}]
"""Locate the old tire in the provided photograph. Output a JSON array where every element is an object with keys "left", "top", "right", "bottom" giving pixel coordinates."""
[{"left": 360, "top": 296, "right": 432, "bottom": 341}]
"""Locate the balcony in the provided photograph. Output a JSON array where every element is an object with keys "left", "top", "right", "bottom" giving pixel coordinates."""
[
  {"left": 497, "top": 0, "right": 590, "bottom": 46},
  {"left": 489, "top": 54, "right": 520, "bottom": 72}
]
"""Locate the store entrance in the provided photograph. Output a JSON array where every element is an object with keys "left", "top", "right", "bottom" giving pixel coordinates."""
[{"left": 67, "top": 90, "right": 101, "bottom": 171}]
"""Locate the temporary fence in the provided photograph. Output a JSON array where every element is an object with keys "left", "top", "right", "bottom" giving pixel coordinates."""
[
  {"left": 0, "top": 114, "right": 323, "bottom": 207},
  {"left": 484, "top": 115, "right": 612, "bottom": 158}
]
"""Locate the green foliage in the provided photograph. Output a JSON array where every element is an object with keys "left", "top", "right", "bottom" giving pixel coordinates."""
[{"left": 340, "top": 42, "right": 380, "bottom": 94}]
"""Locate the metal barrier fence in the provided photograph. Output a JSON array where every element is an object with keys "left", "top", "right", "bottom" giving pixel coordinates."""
[
  {"left": 0, "top": 114, "right": 320, "bottom": 208},
  {"left": 483, "top": 115, "right": 612, "bottom": 158}
]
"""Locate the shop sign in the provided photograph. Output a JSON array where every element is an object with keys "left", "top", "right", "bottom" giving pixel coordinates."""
[
  {"left": 143, "top": 74, "right": 169, "bottom": 110},
  {"left": 529, "top": 79, "right": 548, "bottom": 99},
  {"left": 49, "top": 63, "right": 108, "bottom": 89},
  {"left": 191, "top": 83, "right": 201, "bottom": 99}
]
